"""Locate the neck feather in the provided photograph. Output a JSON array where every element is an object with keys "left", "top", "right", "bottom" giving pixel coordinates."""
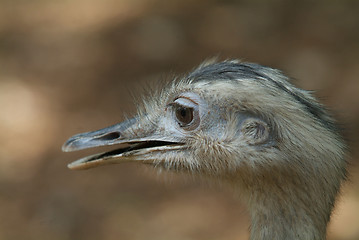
[
  {"left": 248, "top": 190, "right": 327, "bottom": 240},
  {"left": 227, "top": 163, "right": 341, "bottom": 240}
]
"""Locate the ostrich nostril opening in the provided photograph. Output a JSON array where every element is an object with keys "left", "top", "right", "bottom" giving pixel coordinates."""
[{"left": 97, "top": 132, "right": 121, "bottom": 141}]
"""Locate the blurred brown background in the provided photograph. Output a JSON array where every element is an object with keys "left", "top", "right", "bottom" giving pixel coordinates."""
[{"left": 0, "top": 0, "right": 358, "bottom": 239}]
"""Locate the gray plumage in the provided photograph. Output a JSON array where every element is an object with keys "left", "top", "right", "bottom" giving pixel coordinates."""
[{"left": 63, "top": 60, "right": 347, "bottom": 240}]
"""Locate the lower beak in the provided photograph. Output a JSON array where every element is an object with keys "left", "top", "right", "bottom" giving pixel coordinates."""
[{"left": 62, "top": 117, "right": 183, "bottom": 170}]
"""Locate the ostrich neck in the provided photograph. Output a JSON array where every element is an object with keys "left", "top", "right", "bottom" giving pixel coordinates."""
[
  {"left": 248, "top": 192, "right": 327, "bottom": 240},
  {"left": 229, "top": 169, "right": 334, "bottom": 240}
]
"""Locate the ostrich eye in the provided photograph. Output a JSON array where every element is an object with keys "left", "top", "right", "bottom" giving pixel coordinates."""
[
  {"left": 175, "top": 106, "right": 194, "bottom": 126},
  {"left": 170, "top": 96, "right": 200, "bottom": 130}
]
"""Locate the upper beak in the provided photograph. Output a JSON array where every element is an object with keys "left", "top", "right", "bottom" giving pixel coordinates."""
[{"left": 62, "top": 117, "right": 183, "bottom": 170}]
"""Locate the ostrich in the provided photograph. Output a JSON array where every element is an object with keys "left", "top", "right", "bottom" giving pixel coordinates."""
[{"left": 63, "top": 60, "right": 347, "bottom": 240}]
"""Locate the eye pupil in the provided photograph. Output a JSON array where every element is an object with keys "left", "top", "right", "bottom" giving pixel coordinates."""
[
  {"left": 176, "top": 106, "right": 193, "bottom": 126},
  {"left": 180, "top": 109, "right": 186, "bottom": 117}
]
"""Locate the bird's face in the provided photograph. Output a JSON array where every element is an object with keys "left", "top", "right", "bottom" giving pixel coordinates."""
[
  {"left": 63, "top": 79, "right": 275, "bottom": 176},
  {"left": 63, "top": 61, "right": 341, "bottom": 180}
]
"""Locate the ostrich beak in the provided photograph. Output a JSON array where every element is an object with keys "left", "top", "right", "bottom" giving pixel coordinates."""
[{"left": 62, "top": 117, "right": 183, "bottom": 170}]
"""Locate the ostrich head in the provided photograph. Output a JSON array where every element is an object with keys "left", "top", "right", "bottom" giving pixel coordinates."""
[{"left": 63, "top": 60, "right": 347, "bottom": 240}]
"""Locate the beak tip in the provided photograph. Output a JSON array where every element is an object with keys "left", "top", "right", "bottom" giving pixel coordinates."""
[
  {"left": 62, "top": 142, "right": 73, "bottom": 152},
  {"left": 67, "top": 160, "right": 85, "bottom": 170},
  {"left": 62, "top": 137, "right": 84, "bottom": 152},
  {"left": 67, "top": 162, "right": 77, "bottom": 170}
]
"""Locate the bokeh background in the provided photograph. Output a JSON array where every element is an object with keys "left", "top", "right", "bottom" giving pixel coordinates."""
[{"left": 0, "top": 0, "right": 358, "bottom": 239}]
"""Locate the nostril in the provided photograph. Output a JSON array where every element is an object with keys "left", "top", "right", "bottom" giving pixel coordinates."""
[{"left": 97, "top": 132, "right": 121, "bottom": 141}]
